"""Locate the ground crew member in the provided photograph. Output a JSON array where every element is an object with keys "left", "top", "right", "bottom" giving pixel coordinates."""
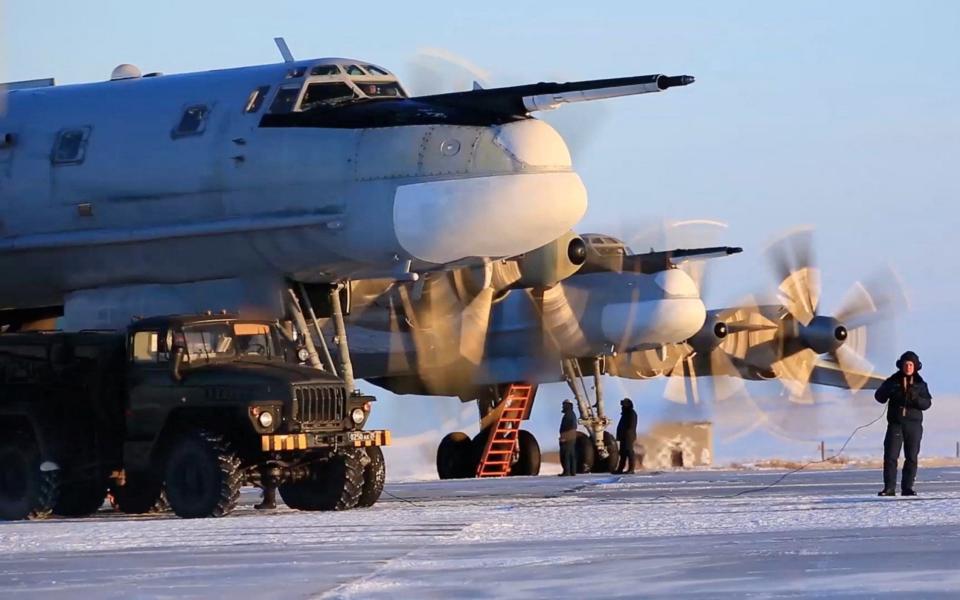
[
  {"left": 615, "top": 398, "right": 638, "bottom": 474},
  {"left": 875, "top": 350, "right": 932, "bottom": 496},
  {"left": 559, "top": 400, "right": 578, "bottom": 476}
]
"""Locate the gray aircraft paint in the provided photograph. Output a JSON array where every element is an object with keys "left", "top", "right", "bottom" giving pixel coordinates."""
[{"left": 0, "top": 58, "right": 590, "bottom": 327}]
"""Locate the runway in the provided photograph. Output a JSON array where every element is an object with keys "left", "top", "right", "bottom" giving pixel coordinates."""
[{"left": 2, "top": 467, "right": 960, "bottom": 598}]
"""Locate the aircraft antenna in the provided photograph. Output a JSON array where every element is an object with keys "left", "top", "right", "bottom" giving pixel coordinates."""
[{"left": 274, "top": 37, "right": 295, "bottom": 63}]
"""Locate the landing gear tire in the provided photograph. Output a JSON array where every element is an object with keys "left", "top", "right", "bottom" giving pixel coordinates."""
[
  {"left": 357, "top": 446, "right": 386, "bottom": 508},
  {"left": 510, "top": 430, "right": 541, "bottom": 476},
  {"left": 592, "top": 432, "right": 620, "bottom": 474},
  {"left": 279, "top": 450, "right": 364, "bottom": 511},
  {"left": 164, "top": 430, "right": 242, "bottom": 519},
  {"left": 437, "top": 432, "right": 474, "bottom": 479},
  {"left": 54, "top": 476, "right": 107, "bottom": 517},
  {"left": 574, "top": 431, "right": 595, "bottom": 474},
  {"left": 0, "top": 434, "right": 58, "bottom": 521},
  {"left": 110, "top": 472, "right": 168, "bottom": 515}
]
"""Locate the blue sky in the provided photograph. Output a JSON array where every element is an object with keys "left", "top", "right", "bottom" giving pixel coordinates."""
[{"left": 3, "top": 2, "right": 957, "bottom": 459}]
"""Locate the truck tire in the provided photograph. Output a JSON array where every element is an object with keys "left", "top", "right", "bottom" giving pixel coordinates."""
[
  {"left": 510, "top": 430, "right": 541, "bottom": 476},
  {"left": 55, "top": 477, "right": 107, "bottom": 517},
  {"left": 110, "top": 473, "right": 169, "bottom": 515},
  {"left": 279, "top": 450, "right": 364, "bottom": 511},
  {"left": 0, "top": 434, "right": 59, "bottom": 521},
  {"left": 164, "top": 430, "right": 242, "bottom": 518},
  {"left": 575, "top": 431, "right": 595, "bottom": 474},
  {"left": 356, "top": 446, "right": 385, "bottom": 508},
  {"left": 592, "top": 431, "right": 620, "bottom": 474},
  {"left": 437, "top": 432, "right": 473, "bottom": 479}
]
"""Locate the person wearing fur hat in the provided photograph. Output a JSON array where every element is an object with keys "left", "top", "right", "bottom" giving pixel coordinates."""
[
  {"left": 875, "top": 351, "right": 932, "bottom": 496},
  {"left": 614, "top": 398, "right": 638, "bottom": 474},
  {"left": 559, "top": 400, "right": 578, "bottom": 477}
]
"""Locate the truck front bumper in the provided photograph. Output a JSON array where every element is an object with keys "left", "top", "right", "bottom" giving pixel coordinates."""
[{"left": 261, "top": 429, "right": 391, "bottom": 452}]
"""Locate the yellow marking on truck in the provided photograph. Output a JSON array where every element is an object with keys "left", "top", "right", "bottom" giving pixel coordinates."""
[{"left": 261, "top": 434, "right": 309, "bottom": 451}]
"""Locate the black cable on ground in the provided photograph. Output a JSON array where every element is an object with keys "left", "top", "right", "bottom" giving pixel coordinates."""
[{"left": 726, "top": 405, "right": 888, "bottom": 498}]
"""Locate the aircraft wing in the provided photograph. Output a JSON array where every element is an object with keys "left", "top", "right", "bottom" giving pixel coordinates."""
[
  {"left": 809, "top": 359, "right": 886, "bottom": 390},
  {"left": 581, "top": 245, "right": 743, "bottom": 275}
]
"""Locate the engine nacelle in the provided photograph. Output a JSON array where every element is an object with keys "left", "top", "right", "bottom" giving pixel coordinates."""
[
  {"left": 512, "top": 231, "right": 587, "bottom": 289},
  {"left": 687, "top": 311, "right": 728, "bottom": 353},
  {"left": 799, "top": 315, "right": 847, "bottom": 355}
]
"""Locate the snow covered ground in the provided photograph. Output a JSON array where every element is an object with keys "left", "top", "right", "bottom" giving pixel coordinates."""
[{"left": 3, "top": 468, "right": 960, "bottom": 598}]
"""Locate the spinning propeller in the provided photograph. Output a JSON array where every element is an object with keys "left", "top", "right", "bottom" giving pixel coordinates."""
[{"left": 660, "top": 227, "right": 907, "bottom": 441}]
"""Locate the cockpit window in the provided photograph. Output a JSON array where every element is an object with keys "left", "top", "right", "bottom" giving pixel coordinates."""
[
  {"left": 244, "top": 86, "right": 270, "bottom": 113},
  {"left": 355, "top": 81, "right": 405, "bottom": 98},
  {"left": 269, "top": 85, "right": 301, "bottom": 114},
  {"left": 364, "top": 65, "right": 390, "bottom": 76},
  {"left": 311, "top": 64, "right": 341, "bottom": 76},
  {"left": 344, "top": 65, "right": 366, "bottom": 76},
  {"left": 300, "top": 82, "right": 358, "bottom": 110}
]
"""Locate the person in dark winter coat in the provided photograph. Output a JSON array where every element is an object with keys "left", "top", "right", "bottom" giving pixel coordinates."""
[
  {"left": 875, "top": 350, "right": 932, "bottom": 496},
  {"left": 615, "top": 398, "right": 638, "bottom": 474},
  {"left": 559, "top": 400, "right": 578, "bottom": 476}
]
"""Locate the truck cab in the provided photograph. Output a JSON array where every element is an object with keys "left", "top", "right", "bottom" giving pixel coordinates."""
[{"left": 0, "top": 314, "right": 388, "bottom": 520}]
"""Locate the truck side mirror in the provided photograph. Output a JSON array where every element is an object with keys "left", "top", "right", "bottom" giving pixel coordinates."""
[
  {"left": 169, "top": 330, "right": 186, "bottom": 382},
  {"left": 170, "top": 348, "right": 184, "bottom": 382}
]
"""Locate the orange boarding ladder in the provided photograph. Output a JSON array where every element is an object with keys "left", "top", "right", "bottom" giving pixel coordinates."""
[{"left": 476, "top": 384, "right": 534, "bottom": 478}]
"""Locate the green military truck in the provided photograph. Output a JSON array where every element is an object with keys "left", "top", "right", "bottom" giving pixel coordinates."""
[{"left": 0, "top": 314, "right": 388, "bottom": 520}]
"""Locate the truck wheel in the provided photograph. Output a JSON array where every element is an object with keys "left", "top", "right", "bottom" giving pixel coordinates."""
[
  {"left": 437, "top": 432, "right": 473, "bottom": 479},
  {"left": 356, "top": 446, "right": 386, "bottom": 508},
  {"left": 110, "top": 473, "right": 169, "bottom": 515},
  {"left": 280, "top": 450, "right": 364, "bottom": 511},
  {"left": 575, "top": 431, "right": 595, "bottom": 474},
  {"left": 277, "top": 479, "right": 306, "bottom": 510},
  {"left": 592, "top": 432, "right": 620, "bottom": 474},
  {"left": 164, "top": 430, "right": 242, "bottom": 518},
  {"left": 0, "top": 434, "right": 59, "bottom": 521},
  {"left": 510, "top": 430, "right": 541, "bottom": 476},
  {"left": 54, "top": 477, "right": 107, "bottom": 517}
]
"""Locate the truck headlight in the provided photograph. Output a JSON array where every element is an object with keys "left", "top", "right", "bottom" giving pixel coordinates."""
[
  {"left": 297, "top": 348, "right": 310, "bottom": 363},
  {"left": 258, "top": 411, "right": 275, "bottom": 428},
  {"left": 351, "top": 408, "right": 365, "bottom": 425}
]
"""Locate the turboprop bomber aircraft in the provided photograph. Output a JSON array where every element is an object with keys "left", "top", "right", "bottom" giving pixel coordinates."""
[{"left": 0, "top": 44, "right": 695, "bottom": 330}]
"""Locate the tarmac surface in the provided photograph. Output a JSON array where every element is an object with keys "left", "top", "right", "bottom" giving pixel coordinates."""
[{"left": 2, "top": 467, "right": 960, "bottom": 598}]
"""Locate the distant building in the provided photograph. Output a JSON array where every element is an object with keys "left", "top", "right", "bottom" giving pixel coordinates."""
[{"left": 635, "top": 422, "right": 713, "bottom": 469}]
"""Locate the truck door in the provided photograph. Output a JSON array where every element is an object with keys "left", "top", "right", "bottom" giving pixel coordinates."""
[{"left": 125, "top": 328, "right": 175, "bottom": 443}]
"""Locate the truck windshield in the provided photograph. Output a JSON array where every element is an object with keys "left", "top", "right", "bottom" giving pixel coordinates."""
[{"left": 182, "top": 322, "right": 277, "bottom": 363}]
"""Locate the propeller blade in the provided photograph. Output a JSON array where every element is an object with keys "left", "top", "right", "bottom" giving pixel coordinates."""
[
  {"left": 708, "top": 349, "right": 747, "bottom": 403},
  {"left": 751, "top": 393, "right": 825, "bottom": 441},
  {"left": 404, "top": 47, "right": 491, "bottom": 96},
  {"left": 766, "top": 228, "right": 820, "bottom": 325},
  {"left": 459, "top": 286, "right": 494, "bottom": 366},
  {"left": 663, "top": 356, "right": 690, "bottom": 404},
  {"left": 712, "top": 382, "right": 766, "bottom": 443},
  {"left": 831, "top": 344, "right": 874, "bottom": 392},
  {"left": 538, "top": 283, "right": 590, "bottom": 358},
  {"left": 664, "top": 346, "right": 700, "bottom": 405},
  {"left": 771, "top": 348, "right": 819, "bottom": 399},
  {"left": 836, "top": 266, "right": 909, "bottom": 330}
]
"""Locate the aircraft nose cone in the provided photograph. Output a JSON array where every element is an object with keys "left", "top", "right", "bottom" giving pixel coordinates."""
[{"left": 393, "top": 171, "right": 587, "bottom": 264}]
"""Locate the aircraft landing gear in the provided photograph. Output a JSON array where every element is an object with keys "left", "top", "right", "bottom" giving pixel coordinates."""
[
  {"left": 435, "top": 385, "right": 541, "bottom": 479},
  {"left": 562, "top": 357, "right": 617, "bottom": 473},
  {"left": 437, "top": 432, "right": 473, "bottom": 479}
]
